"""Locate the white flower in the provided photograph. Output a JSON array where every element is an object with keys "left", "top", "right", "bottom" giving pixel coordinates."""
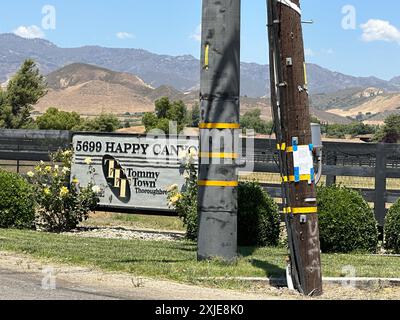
[
  {"left": 62, "top": 167, "right": 70, "bottom": 174},
  {"left": 84, "top": 157, "right": 92, "bottom": 165},
  {"left": 54, "top": 165, "right": 59, "bottom": 170},
  {"left": 27, "top": 171, "right": 34, "bottom": 178},
  {"left": 92, "top": 185, "right": 101, "bottom": 194}
]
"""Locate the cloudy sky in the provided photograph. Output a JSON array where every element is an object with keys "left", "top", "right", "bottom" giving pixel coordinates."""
[{"left": 0, "top": 0, "right": 399, "bottom": 80}]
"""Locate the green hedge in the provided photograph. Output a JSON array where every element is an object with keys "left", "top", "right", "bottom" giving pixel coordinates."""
[
  {"left": 384, "top": 199, "right": 400, "bottom": 253},
  {"left": 237, "top": 181, "right": 280, "bottom": 247},
  {"left": 0, "top": 170, "right": 35, "bottom": 229},
  {"left": 181, "top": 181, "right": 281, "bottom": 247},
  {"left": 317, "top": 185, "right": 379, "bottom": 253}
]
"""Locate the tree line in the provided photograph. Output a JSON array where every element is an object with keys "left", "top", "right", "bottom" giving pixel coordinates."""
[{"left": 3, "top": 59, "right": 400, "bottom": 143}]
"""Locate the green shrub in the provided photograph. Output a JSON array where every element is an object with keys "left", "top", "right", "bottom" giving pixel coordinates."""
[
  {"left": 317, "top": 185, "right": 379, "bottom": 253},
  {"left": 384, "top": 199, "right": 400, "bottom": 253},
  {"left": 0, "top": 170, "right": 35, "bottom": 229},
  {"left": 238, "top": 181, "right": 280, "bottom": 247},
  {"left": 168, "top": 158, "right": 281, "bottom": 247}
]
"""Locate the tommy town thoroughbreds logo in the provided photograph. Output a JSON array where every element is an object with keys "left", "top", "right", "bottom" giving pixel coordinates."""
[{"left": 102, "top": 155, "right": 131, "bottom": 203}]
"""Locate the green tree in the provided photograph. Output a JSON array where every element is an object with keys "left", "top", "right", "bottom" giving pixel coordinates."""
[
  {"left": 155, "top": 97, "right": 170, "bottom": 119},
  {"left": 374, "top": 115, "right": 400, "bottom": 143},
  {"left": 167, "top": 100, "right": 187, "bottom": 125},
  {"left": 0, "top": 59, "right": 47, "bottom": 129},
  {"left": 36, "top": 108, "right": 82, "bottom": 130},
  {"left": 142, "top": 112, "right": 159, "bottom": 131},
  {"left": 143, "top": 97, "right": 189, "bottom": 133},
  {"left": 189, "top": 103, "right": 200, "bottom": 128},
  {"left": 241, "top": 109, "right": 273, "bottom": 134},
  {"left": 77, "top": 114, "right": 122, "bottom": 132}
]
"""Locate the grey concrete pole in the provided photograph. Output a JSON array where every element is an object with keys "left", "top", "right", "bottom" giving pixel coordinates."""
[{"left": 197, "top": 0, "right": 241, "bottom": 261}]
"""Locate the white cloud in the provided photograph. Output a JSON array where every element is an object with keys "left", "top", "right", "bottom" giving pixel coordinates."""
[
  {"left": 116, "top": 32, "right": 135, "bottom": 39},
  {"left": 14, "top": 25, "right": 45, "bottom": 39},
  {"left": 321, "top": 48, "right": 334, "bottom": 55},
  {"left": 190, "top": 24, "right": 201, "bottom": 42},
  {"left": 304, "top": 48, "right": 315, "bottom": 57},
  {"left": 360, "top": 19, "right": 400, "bottom": 44}
]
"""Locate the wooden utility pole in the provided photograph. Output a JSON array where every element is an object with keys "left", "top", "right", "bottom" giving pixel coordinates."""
[
  {"left": 267, "top": 0, "right": 323, "bottom": 296},
  {"left": 197, "top": 0, "right": 240, "bottom": 261}
]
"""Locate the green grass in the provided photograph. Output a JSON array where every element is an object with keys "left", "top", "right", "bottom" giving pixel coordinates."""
[
  {"left": 82, "top": 212, "right": 185, "bottom": 231},
  {"left": 0, "top": 229, "right": 399, "bottom": 291}
]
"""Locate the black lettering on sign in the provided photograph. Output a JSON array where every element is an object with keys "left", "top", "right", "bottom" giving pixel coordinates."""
[{"left": 102, "top": 155, "right": 131, "bottom": 203}]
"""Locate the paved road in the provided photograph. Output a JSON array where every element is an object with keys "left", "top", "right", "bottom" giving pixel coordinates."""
[{"left": 0, "top": 268, "right": 125, "bottom": 300}]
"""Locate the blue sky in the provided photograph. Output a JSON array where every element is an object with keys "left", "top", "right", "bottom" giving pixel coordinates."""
[{"left": 0, "top": 0, "right": 399, "bottom": 80}]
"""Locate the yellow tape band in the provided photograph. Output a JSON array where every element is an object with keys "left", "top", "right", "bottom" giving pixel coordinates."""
[
  {"left": 199, "top": 123, "right": 241, "bottom": 129},
  {"left": 204, "top": 44, "right": 210, "bottom": 68},
  {"left": 198, "top": 180, "right": 239, "bottom": 187},
  {"left": 282, "top": 174, "right": 312, "bottom": 183},
  {"left": 284, "top": 207, "right": 318, "bottom": 214},
  {"left": 200, "top": 152, "right": 238, "bottom": 159},
  {"left": 277, "top": 143, "right": 287, "bottom": 151},
  {"left": 277, "top": 144, "right": 294, "bottom": 153}
]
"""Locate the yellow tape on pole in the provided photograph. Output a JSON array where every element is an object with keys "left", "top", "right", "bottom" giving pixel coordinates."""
[
  {"left": 282, "top": 174, "right": 312, "bottom": 183},
  {"left": 284, "top": 207, "right": 318, "bottom": 214},
  {"left": 200, "top": 152, "right": 238, "bottom": 159},
  {"left": 199, "top": 123, "right": 241, "bottom": 129},
  {"left": 198, "top": 180, "right": 239, "bottom": 187}
]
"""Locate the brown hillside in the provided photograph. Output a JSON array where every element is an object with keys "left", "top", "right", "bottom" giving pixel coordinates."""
[{"left": 35, "top": 63, "right": 351, "bottom": 124}]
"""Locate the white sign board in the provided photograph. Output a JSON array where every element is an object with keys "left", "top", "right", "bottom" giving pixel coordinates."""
[{"left": 71, "top": 133, "right": 198, "bottom": 212}]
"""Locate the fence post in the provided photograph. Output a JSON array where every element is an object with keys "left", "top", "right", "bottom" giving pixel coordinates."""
[
  {"left": 375, "top": 143, "right": 387, "bottom": 226},
  {"left": 326, "top": 151, "right": 337, "bottom": 186}
]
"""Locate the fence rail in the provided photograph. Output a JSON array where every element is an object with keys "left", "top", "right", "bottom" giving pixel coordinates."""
[{"left": 0, "top": 129, "right": 399, "bottom": 226}]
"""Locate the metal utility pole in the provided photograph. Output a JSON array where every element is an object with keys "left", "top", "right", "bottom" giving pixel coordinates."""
[
  {"left": 267, "top": 0, "right": 323, "bottom": 295},
  {"left": 197, "top": 0, "right": 241, "bottom": 261}
]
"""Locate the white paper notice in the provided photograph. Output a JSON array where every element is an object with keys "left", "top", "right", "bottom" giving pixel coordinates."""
[{"left": 293, "top": 146, "right": 314, "bottom": 175}]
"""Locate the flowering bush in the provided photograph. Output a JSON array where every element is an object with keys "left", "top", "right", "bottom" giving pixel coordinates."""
[
  {"left": 27, "top": 149, "right": 101, "bottom": 232},
  {"left": 167, "top": 148, "right": 198, "bottom": 240}
]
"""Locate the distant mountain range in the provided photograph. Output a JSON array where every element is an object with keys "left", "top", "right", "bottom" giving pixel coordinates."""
[
  {"left": 34, "top": 63, "right": 352, "bottom": 125},
  {"left": 1, "top": 33, "right": 399, "bottom": 98}
]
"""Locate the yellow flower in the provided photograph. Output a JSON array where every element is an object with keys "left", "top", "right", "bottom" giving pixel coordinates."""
[
  {"left": 59, "top": 186, "right": 69, "bottom": 197},
  {"left": 72, "top": 178, "right": 79, "bottom": 184},
  {"left": 167, "top": 184, "right": 179, "bottom": 192},
  {"left": 27, "top": 171, "right": 34, "bottom": 178},
  {"left": 84, "top": 157, "right": 92, "bottom": 165},
  {"left": 43, "top": 188, "right": 51, "bottom": 196},
  {"left": 63, "top": 150, "right": 72, "bottom": 156},
  {"left": 45, "top": 166, "right": 52, "bottom": 173},
  {"left": 170, "top": 193, "right": 183, "bottom": 205}
]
